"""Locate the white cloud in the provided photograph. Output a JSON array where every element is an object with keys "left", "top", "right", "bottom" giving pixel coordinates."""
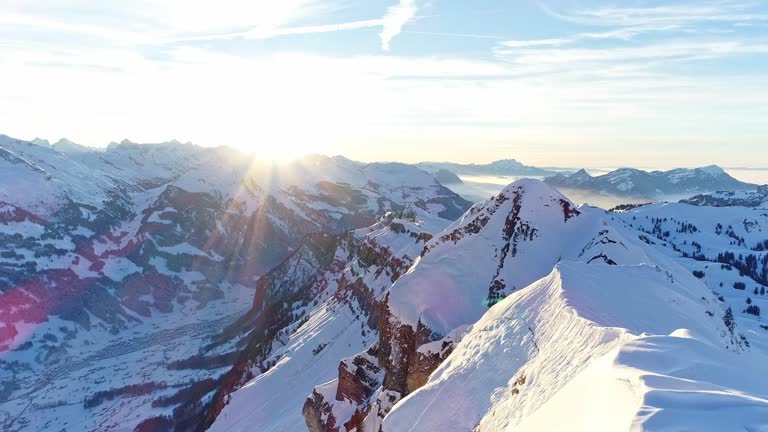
[
  {"left": 0, "top": 0, "right": 333, "bottom": 44},
  {"left": 497, "top": 2, "right": 768, "bottom": 76},
  {"left": 3, "top": 41, "right": 767, "bottom": 166},
  {"left": 543, "top": 1, "right": 768, "bottom": 27},
  {"left": 499, "top": 23, "right": 706, "bottom": 51},
  {"left": 178, "top": 18, "right": 385, "bottom": 42},
  {"left": 496, "top": 41, "right": 768, "bottom": 67},
  {"left": 379, "top": 0, "right": 418, "bottom": 51}
]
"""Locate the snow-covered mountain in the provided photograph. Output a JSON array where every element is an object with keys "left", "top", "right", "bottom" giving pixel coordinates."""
[
  {"left": 3, "top": 132, "right": 767, "bottom": 432},
  {"left": 205, "top": 179, "right": 768, "bottom": 432},
  {"left": 0, "top": 134, "right": 470, "bottom": 431},
  {"left": 431, "top": 169, "right": 463, "bottom": 185},
  {"left": 682, "top": 185, "right": 768, "bottom": 209},
  {"left": 545, "top": 165, "right": 756, "bottom": 203},
  {"left": 416, "top": 159, "right": 559, "bottom": 177}
]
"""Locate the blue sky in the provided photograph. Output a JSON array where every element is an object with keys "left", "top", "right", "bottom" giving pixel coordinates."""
[{"left": 1, "top": 0, "right": 767, "bottom": 167}]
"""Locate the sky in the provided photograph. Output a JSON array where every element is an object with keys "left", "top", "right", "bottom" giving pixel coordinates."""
[{"left": 1, "top": 0, "right": 767, "bottom": 168}]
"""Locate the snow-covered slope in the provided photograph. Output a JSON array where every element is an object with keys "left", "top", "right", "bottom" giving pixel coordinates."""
[
  {"left": 386, "top": 179, "right": 587, "bottom": 334},
  {"left": 383, "top": 261, "right": 763, "bottom": 431}
]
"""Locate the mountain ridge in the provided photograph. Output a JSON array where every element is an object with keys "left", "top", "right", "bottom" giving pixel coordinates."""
[{"left": 545, "top": 164, "right": 756, "bottom": 202}]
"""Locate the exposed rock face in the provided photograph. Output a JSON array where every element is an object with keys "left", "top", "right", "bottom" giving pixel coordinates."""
[
  {"left": 303, "top": 390, "right": 338, "bottom": 432},
  {"left": 337, "top": 347, "right": 382, "bottom": 405},
  {"left": 300, "top": 298, "right": 454, "bottom": 432},
  {"left": 379, "top": 306, "right": 439, "bottom": 396},
  {"left": 406, "top": 339, "right": 455, "bottom": 393},
  {"left": 303, "top": 346, "right": 384, "bottom": 432}
]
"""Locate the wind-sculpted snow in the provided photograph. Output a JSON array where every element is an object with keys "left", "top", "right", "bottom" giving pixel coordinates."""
[{"left": 382, "top": 262, "right": 759, "bottom": 431}]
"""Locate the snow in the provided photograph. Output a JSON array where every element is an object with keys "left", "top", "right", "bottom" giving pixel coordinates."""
[
  {"left": 157, "top": 242, "right": 215, "bottom": 258},
  {"left": 0, "top": 220, "right": 45, "bottom": 237},
  {"left": 383, "top": 261, "right": 763, "bottom": 431},
  {"left": 386, "top": 179, "right": 596, "bottom": 333},
  {"left": 100, "top": 257, "right": 143, "bottom": 281},
  {"left": 147, "top": 207, "right": 177, "bottom": 224},
  {"left": 699, "top": 164, "right": 727, "bottom": 176},
  {"left": 210, "top": 304, "right": 378, "bottom": 432}
]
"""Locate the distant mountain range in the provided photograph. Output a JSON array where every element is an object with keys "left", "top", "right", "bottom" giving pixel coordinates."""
[
  {"left": 415, "top": 159, "right": 560, "bottom": 177},
  {"left": 545, "top": 165, "right": 757, "bottom": 202},
  {"left": 24, "top": 137, "right": 761, "bottom": 201}
]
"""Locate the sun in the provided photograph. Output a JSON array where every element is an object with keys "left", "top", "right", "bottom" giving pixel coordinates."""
[
  {"left": 245, "top": 122, "right": 340, "bottom": 161},
  {"left": 255, "top": 143, "right": 311, "bottom": 161}
]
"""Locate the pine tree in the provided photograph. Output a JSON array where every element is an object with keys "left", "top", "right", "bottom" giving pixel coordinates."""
[{"left": 723, "top": 307, "right": 735, "bottom": 334}]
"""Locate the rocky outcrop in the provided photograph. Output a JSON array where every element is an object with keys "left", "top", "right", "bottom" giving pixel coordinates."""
[
  {"left": 406, "top": 339, "right": 456, "bottom": 393},
  {"left": 303, "top": 347, "right": 384, "bottom": 432},
  {"left": 301, "top": 288, "right": 460, "bottom": 432}
]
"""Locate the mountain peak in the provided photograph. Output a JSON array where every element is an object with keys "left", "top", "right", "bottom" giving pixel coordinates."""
[
  {"left": 501, "top": 177, "right": 568, "bottom": 199},
  {"left": 698, "top": 165, "right": 726, "bottom": 176},
  {"left": 31, "top": 137, "right": 51, "bottom": 147},
  {"left": 52, "top": 138, "right": 90, "bottom": 153},
  {"left": 54, "top": 137, "right": 76, "bottom": 146},
  {"left": 572, "top": 168, "right": 592, "bottom": 178}
]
